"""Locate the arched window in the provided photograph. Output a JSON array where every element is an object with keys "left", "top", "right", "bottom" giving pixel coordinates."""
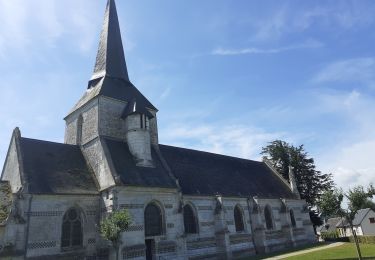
[
  {"left": 264, "top": 206, "right": 273, "bottom": 230},
  {"left": 290, "top": 209, "right": 296, "bottom": 228},
  {"left": 145, "top": 203, "right": 163, "bottom": 236},
  {"left": 234, "top": 205, "right": 244, "bottom": 232},
  {"left": 61, "top": 208, "right": 82, "bottom": 248},
  {"left": 183, "top": 204, "right": 197, "bottom": 234}
]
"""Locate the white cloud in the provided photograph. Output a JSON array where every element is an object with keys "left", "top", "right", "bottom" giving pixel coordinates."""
[
  {"left": 313, "top": 58, "right": 375, "bottom": 88},
  {"left": 160, "top": 123, "right": 287, "bottom": 161},
  {"left": 313, "top": 90, "right": 375, "bottom": 191},
  {"left": 0, "top": 0, "right": 101, "bottom": 58},
  {"left": 251, "top": 2, "right": 375, "bottom": 42},
  {"left": 212, "top": 39, "right": 323, "bottom": 56}
]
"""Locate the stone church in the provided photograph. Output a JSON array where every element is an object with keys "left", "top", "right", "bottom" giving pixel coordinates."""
[{"left": 0, "top": 0, "right": 315, "bottom": 259}]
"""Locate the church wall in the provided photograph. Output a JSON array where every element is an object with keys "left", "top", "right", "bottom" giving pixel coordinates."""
[
  {"left": 1, "top": 134, "right": 22, "bottom": 193},
  {"left": 183, "top": 196, "right": 220, "bottom": 259},
  {"left": 98, "top": 97, "right": 127, "bottom": 140},
  {"left": 0, "top": 192, "right": 30, "bottom": 258},
  {"left": 114, "top": 187, "right": 185, "bottom": 260},
  {"left": 82, "top": 138, "right": 116, "bottom": 190},
  {"left": 65, "top": 98, "right": 99, "bottom": 145},
  {"left": 24, "top": 194, "right": 102, "bottom": 259},
  {"left": 251, "top": 198, "right": 316, "bottom": 253}
]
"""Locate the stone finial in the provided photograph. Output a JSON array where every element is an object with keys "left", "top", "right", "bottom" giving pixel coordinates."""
[
  {"left": 214, "top": 195, "right": 223, "bottom": 215},
  {"left": 288, "top": 166, "right": 300, "bottom": 199}
]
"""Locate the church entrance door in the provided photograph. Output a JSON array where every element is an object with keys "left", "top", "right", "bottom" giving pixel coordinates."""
[{"left": 145, "top": 239, "right": 155, "bottom": 260}]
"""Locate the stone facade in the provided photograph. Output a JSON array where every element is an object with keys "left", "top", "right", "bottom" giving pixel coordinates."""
[
  {"left": 0, "top": 179, "right": 315, "bottom": 259},
  {"left": 0, "top": 0, "right": 316, "bottom": 259}
]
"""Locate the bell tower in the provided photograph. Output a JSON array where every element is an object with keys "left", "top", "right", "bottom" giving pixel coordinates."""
[{"left": 64, "top": 0, "right": 158, "bottom": 167}]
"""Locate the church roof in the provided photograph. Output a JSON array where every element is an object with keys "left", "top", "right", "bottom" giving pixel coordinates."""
[
  {"left": 159, "top": 145, "right": 298, "bottom": 198},
  {"left": 103, "top": 138, "right": 177, "bottom": 189},
  {"left": 92, "top": 0, "right": 129, "bottom": 81},
  {"left": 121, "top": 99, "right": 155, "bottom": 119},
  {"left": 66, "top": 0, "right": 156, "bottom": 116},
  {"left": 6, "top": 136, "right": 296, "bottom": 198},
  {"left": 19, "top": 138, "right": 98, "bottom": 195}
]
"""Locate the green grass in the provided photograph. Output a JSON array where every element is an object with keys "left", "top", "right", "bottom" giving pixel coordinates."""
[{"left": 283, "top": 243, "right": 375, "bottom": 260}]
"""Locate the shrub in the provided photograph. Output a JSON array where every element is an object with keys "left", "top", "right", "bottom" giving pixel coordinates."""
[
  {"left": 349, "top": 236, "right": 375, "bottom": 244},
  {"left": 321, "top": 230, "right": 340, "bottom": 241}
]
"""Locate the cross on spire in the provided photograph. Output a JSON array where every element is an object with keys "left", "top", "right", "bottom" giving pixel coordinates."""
[{"left": 91, "top": 0, "right": 129, "bottom": 82}]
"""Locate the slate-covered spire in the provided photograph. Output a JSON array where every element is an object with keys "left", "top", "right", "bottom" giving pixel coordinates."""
[{"left": 91, "top": 0, "right": 129, "bottom": 82}]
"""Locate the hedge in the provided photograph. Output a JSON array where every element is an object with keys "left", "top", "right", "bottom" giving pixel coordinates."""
[
  {"left": 349, "top": 236, "right": 375, "bottom": 244},
  {"left": 321, "top": 231, "right": 350, "bottom": 242},
  {"left": 321, "top": 230, "right": 339, "bottom": 241}
]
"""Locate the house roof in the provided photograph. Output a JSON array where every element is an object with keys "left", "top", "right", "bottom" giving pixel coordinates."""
[
  {"left": 353, "top": 208, "right": 372, "bottom": 226},
  {"left": 19, "top": 138, "right": 98, "bottom": 195},
  {"left": 320, "top": 217, "right": 342, "bottom": 232},
  {"left": 159, "top": 144, "right": 297, "bottom": 198}
]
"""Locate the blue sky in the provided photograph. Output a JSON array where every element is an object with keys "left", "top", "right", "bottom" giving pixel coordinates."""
[{"left": 1, "top": 0, "right": 375, "bottom": 190}]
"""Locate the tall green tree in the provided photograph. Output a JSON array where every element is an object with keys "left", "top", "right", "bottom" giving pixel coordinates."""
[
  {"left": 261, "top": 140, "right": 334, "bottom": 205},
  {"left": 100, "top": 209, "right": 132, "bottom": 260}
]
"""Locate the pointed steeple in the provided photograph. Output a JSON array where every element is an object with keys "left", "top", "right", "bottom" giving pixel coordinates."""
[{"left": 91, "top": 0, "right": 129, "bottom": 82}]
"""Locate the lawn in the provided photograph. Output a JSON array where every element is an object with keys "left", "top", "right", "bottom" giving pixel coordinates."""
[{"left": 283, "top": 243, "right": 375, "bottom": 260}]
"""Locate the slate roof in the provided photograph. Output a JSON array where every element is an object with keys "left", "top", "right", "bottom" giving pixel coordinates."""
[
  {"left": 121, "top": 99, "right": 155, "bottom": 119},
  {"left": 66, "top": 0, "right": 156, "bottom": 116},
  {"left": 19, "top": 138, "right": 98, "bottom": 195},
  {"left": 159, "top": 144, "right": 297, "bottom": 198},
  {"left": 104, "top": 138, "right": 177, "bottom": 189},
  {"left": 92, "top": 0, "right": 129, "bottom": 82},
  {"left": 11, "top": 137, "right": 296, "bottom": 198}
]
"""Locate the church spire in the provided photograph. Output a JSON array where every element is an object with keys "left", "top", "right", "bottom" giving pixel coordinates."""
[{"left": 91, "top": 0, "right": 129, "bottom": 82}]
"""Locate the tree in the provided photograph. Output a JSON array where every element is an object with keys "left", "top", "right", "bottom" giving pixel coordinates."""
[
  {"left": 100, "top": 209, "right": 132, "bottom": 260},
  {"left": 261, "top": 140, "right": 334, "bottom": 206},
  {"left": 318, "top": 188, "right": 344, "bottom": 218},
  {"left": 347, "top": 185, "right": 375, "bottom": 216},
  {"left": 318, "top": 184, "right": 375, "bottom": 260}
]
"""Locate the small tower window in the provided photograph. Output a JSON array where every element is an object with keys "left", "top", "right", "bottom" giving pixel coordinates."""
[
  {"left": 76, "top": 115, "right": 83, "bottom": 145},
  {"left": 140, "top": 114, "right": 148, "bottom": 129},
  {"left": 234, "top": 205, "right": 245, "bottom": 232},
  {"left": 61, "top": 208, "right": 83, "bottom": 248}
]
